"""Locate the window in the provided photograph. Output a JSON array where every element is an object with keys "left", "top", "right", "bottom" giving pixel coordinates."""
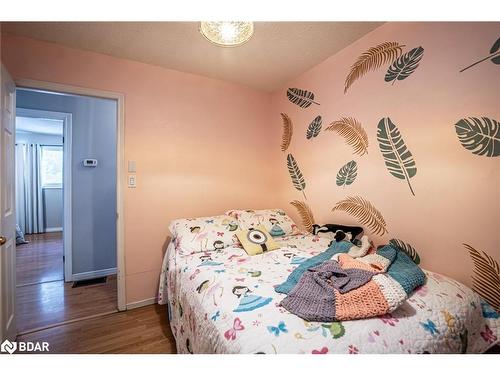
[{"left": 41, "top": 146, "right": 63, "bottom": 188}]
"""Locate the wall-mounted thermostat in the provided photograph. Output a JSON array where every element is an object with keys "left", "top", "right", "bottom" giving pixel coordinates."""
[{"left": 83, "top": 159, "right": 98, "bottom": 167}]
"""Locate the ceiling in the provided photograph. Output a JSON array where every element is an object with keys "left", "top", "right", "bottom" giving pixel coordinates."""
[
  {"left": 2, "top": 22, "right": 383, "bottom": 91},
  {"left": 16, "top": 117, "right": 63, "bottom": 136}
]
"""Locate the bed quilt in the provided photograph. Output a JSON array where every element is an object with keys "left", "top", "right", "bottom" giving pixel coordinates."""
[{"left": 158, "top": 234, "right": 500, "bottom": 354}]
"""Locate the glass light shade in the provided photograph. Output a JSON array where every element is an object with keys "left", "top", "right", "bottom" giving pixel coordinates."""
[{"left": 199, "top": 22, "right": 254, "bottom": 47}]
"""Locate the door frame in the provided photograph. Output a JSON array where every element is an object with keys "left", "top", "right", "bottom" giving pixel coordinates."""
[
  {"left": 16, "top": 107, "right": 73, "bottom": 282},
  {"left": 15, "top": 79, "right": 126, "bottom": 311}
]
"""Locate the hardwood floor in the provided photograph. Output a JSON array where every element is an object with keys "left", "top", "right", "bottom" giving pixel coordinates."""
[
  {"left": 16, "top": 232, "right": 64, "bottom": 286},
  {"left": 16, "top": 232, "right": 118, "bottom": 333},
  {"left": 17, "top": 276, "right": 118, "bottom": 333},
  {"left": 17, "top": 304, "right": 177, "bottom": 354}
]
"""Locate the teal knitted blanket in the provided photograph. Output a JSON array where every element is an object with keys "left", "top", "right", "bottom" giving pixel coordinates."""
[
  {"left": 275, "top": 240, "right": 353, "bottom": 294},
  {"left": 276, "top": 242, "right": 426, "bottom": 296}
]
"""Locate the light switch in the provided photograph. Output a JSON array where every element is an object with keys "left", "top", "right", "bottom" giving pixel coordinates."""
[
  {"left": 128, "top": 174, "right": 136, "bottom": 188},
  {"left": 128, "top": 160, "right": 136, "bottom": 173}
]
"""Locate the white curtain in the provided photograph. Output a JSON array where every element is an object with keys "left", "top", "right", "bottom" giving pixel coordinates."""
[{"left": 15, "top": 143, "right": 45, "bottom": 234}]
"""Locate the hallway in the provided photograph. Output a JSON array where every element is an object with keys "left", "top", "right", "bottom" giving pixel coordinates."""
[{"left": 16, "top": 232, "right": 117, "bottom": 333}]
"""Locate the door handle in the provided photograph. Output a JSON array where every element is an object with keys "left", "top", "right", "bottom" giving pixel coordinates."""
[{"left": 0, "top": 236, "right": 6, "bottom": 245}]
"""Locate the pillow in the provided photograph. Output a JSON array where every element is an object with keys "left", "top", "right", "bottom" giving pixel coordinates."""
[
  {"left": 226, "top": 208, "right": 300, "bottom": 237},
  {"left": 311, "top": 224, "right": 364, "bottom": 243},
  {"left": 169, "top": 215, "right": 239, "bottom": 255},
  {"left": 235, "top": 225, "right": 280, "bottom": 256}
]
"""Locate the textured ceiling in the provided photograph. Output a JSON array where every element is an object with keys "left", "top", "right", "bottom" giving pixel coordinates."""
[{"left": 2, "top": 22, "right": 383, "bottom": 92}]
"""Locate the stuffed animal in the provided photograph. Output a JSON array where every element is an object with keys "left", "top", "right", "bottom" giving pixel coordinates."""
[{"left": 312, "top": 224, "right": 363, "bottom": 243}]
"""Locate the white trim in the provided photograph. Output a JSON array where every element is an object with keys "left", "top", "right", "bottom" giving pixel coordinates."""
[
  {"left": 126, "top": 297, "right": 157, "bottom": 310},
  {"left": 72, "top": 267, "right": 117, "bottom": 282},
  {"left": 44, "top": 227, "right": 63, "bottom": 233},
  {"left": 15, "top": 79, "right": 127, "bottom": 311}
]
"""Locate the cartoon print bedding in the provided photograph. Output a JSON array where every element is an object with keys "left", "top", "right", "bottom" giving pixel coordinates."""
[{"left": 158, "top": 234, "right": 500, "bottom": 354}]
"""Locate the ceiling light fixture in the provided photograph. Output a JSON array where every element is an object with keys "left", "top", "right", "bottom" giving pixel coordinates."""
[{"left": 199, "top": 22, "right": 254, "bottom": 47}]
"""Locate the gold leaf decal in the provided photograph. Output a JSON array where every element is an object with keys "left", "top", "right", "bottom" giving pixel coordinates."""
[
  {"left": 464, "top": 244, "right": 500, "bottom": 312},
  {"left": 280, "top": 113, "right": 293, "bottom": 152},
  {"left": 325, "top": 117, "right": 369, "bottom": 156},
  {"left": 331, "top": 196, "right": 387, "bottom": 236},
  {"left": 344, "top": 41, "right": 405, "bottom": 94},
  {"left": 290, "top": 200, "right": 315, "bottom": 233}
]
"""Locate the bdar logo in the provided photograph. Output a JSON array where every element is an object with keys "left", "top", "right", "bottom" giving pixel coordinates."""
[{"left": 1, "top": 339, "right": 17, "bottom": 354}]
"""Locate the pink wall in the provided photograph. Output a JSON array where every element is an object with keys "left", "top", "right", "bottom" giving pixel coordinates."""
[
  {"left": 270, "top": 22, "right": 500, "bottom": 287},
  {"left": 1, "top": 34, "right": 279, "bottom": 304},
  {"left": 2, "top": 22, "right": 498, "bottom": 301}
]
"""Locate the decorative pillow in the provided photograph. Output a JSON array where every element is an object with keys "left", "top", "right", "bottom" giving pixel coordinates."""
[
  {"left": 235, "top": 225, "right": 280, "bottom": 256},
  {"left": 312, "top": 224, "right": 364, "bottom": 243},
  {"left": 226, "top": 209, "right": 300, "bottom": 237},
  {"left": 169, "top": 215, "right": 239, "bottom": 255}
]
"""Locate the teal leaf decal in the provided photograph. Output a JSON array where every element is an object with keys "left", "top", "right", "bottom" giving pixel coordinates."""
[
  {"left": 389, "top": 238, "right": 421, "bottom": 264},
  {"left": 460, "top": 37, "right": 500, "bottom": 72},
  {"left": 377, "top": 117, "right": 417, "bottom": 196},
  {"left": 287, "top": 154, "right": 307, "bottom": 200},
  {"left": 287, "top": 88, "right": 320, "bottom": 108},
  {"left": 336, "top": 160, "right": 358, "bottom": 187},
  {"left": 306, "top": 115, "right": 322, "bottom": 139},
  {"left": 455, "top": 117, "right": 500, "bottom": 157},
  {"left": 385, "top": 46, "right": 424, "bottom": 84}
]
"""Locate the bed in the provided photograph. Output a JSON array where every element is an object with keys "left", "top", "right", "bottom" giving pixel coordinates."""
[{"left": 158, "top": 230, "right": 500, "bottom": 354}]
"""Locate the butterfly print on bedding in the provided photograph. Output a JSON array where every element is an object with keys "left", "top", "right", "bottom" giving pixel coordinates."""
[
  {"left": 224, "top": 318, "right": 245, "bottom": 341},
  {"left": 420, "top": 319, "right": 439, "bottom": 336},
  {"left": 480, "top": 325, "right": 497, "bottom": 343},
  {"left": 267, "top": 321, "right": 288, "bottom": 337}
]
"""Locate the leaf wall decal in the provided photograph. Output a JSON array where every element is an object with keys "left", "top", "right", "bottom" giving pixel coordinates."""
[
  {"left": 331, "top": 196, "right": 387, "bottom": 236},
  {"left": 336, "top": 160, "right": 358, "bottom": 187},
  {"left": 389, "top": 238, "right": 421, "bottom": 264},
  {"left": 325, "top": 117, "right": 369, "bottom": 156},
  {"left": 490, "top": 37, "right": 500, "bottom": 64},
  {"left": 464, "top": 244, "right": 500, "bottom": 312},
  {"left": 460, "top": 37, "right": 500, "bottom": 72},
  {"left": 280, "top": 113, "right": 293, "bottom": 152},
  {"left": 454, "top": 117, "right": 500, "bottom": 157},
  {"left": 306, "top": 115, "right": 322, "bottom": 139},
  {"left": 286, "top": 88, "right": 320, "bottom": 108},
  {"left": 377, "top": 117, "right": 417, "bottom": 196},
  {"left": 385, "top": 46, "right": 424, "bottom": 84},
  {"left": 344, "top": 41, "right": 405, "bottom": 93},
  {"left": 290, "top": 200, "right": 316, "bottom": 233},
  {"left": 286, "top": 153, "right": 307, "bottom": 200}
]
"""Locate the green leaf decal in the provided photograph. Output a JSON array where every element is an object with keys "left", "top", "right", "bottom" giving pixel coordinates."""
[
  {"left": 385, "top": 46, "right": 424, "bottom": 84},
  {"left": 490, "top": 37, "right": 500, "bottom": 64},
  {"left": 306, "top": 115, "right": 322, "bottom": 139},
  {"left": 389, "top": 238, "right": 421, "bottom": 264},
  {"left": 460, "top": 37, "right": 500, "bottom": 72},
  {"left": 287, "top": 153, "right": 307, "bottom": 200},
  {"left": 377, "top": 117, "right": 417, "bottom": 196},
  {"left": 286, "top": 88, "right": 320, "bottom": 108},
  {"left": 454, "top": 117, "right": 500, "bottom": 157},
  {"left": 336, "top": 160, "right": 358, "bottom": 187}
]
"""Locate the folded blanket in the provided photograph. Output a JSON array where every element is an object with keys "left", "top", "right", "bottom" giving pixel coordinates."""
[
  {"left": 275, "top": 236, "right": 371, "bottom": 294},
  {"left": 279, "top": 244, "right": 426, "bottom": 322}
]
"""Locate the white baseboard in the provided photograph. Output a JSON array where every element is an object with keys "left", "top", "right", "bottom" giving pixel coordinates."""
[
  {"left": 126, "top": 297, "right": 157, "bottom": 310},
  {"left": 71, "top": 267, "right": 117, "bottom": 281},
  {"left": 45, "top": 227, "right": 63, "bottom": 233}
]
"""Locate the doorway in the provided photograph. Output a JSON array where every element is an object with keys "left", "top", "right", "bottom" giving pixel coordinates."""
[{"left": 13, "top": 87, "right": 121, "bottom": 334}]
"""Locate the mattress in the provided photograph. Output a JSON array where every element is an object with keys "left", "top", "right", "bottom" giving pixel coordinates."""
[{"left": 158, "top": 233, "right": 500, "bottom": 354}]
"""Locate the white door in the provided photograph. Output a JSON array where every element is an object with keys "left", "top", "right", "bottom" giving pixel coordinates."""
[{"left": 0, "top": 64, "right": 17, "bottom": 341}]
